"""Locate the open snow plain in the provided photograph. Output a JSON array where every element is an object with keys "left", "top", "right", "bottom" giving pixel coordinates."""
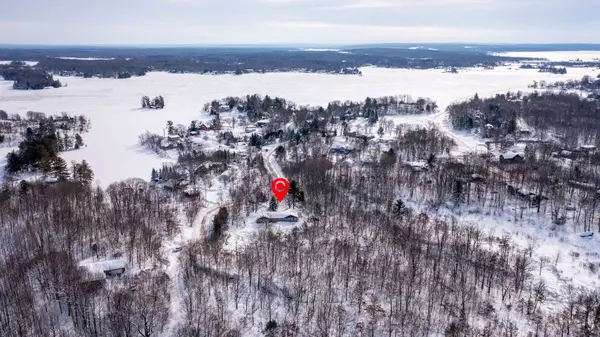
[{"left": 0, "top": 61, "right": 597, "bottom": 185}]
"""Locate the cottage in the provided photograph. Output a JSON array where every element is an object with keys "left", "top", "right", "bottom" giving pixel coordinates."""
[
  {"left": 499, "top": 152, "right": 524, "bottom": 163},
  {"left": 256, "top": 211, "right": 299, "bottom": 224},
  {"left": 245, "top": 125, "right": 257, "bottom": 133}
]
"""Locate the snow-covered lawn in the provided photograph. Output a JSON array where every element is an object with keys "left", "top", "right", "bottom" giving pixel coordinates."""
[{"left": 0, "top": 65, "right": 594, "bottom": 185}]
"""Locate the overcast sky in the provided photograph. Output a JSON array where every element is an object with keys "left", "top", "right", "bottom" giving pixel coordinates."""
[{"left": 1, "top": 0, "right": 599, "bottom": 45}]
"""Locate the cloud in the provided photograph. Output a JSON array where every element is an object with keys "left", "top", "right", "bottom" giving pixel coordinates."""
[
  {"left": 265, "top": 20, "right": 517, "bottom": 43},
  {"left": 0, "top": 0, "right": 598, "bottom": 44}
]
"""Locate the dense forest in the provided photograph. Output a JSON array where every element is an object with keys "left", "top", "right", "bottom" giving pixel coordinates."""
[
  {"left": 0, "top": 46, "right": 555, "bottom": 79},
  {"left": 1, "top": 65, "right": 61, "bottom": 90},
  {"left": 448, "top": 91, "right": 600, "bottom": 146}
]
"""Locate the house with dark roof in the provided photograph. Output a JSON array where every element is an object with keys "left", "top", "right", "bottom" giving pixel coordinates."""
[
  {"left": 256, "top": 211, "right": 299, "bottom": 224},
  {"left": 499, "top": 152, "right": 524, "bottom": 163}
]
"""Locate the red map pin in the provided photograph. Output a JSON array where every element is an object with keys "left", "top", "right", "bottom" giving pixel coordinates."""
[{"left": 271, "top": 178, "right": 290, "bottom": 202}]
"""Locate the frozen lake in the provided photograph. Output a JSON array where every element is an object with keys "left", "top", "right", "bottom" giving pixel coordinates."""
[{"left": 0, "top": 63, "right": 597, "bottom": 185}]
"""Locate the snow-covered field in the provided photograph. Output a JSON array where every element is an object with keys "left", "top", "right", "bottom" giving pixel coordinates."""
[
  {"left": 0, "top": 62, "right": 596, "bottom": 185},
  {"left": 491, "top": 50, "right": 600, "bottom": 62}
]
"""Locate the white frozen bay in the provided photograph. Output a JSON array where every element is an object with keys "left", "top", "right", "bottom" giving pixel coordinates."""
[{"left": 0, "top": 65, "right": 595, "bottom": 185}]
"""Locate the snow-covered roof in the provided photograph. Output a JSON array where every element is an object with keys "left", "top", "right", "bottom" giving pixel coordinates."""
[
  {"left": 256, "top": 119, "right": 270, "bottom": 124},
  {"left": 331, "top": 142, "right": 354, "bottom": 151},
  {"left": 500, "top": 152, "right": 523, "bottom": 159},
  {"left": 581, "top": 144, "right": 596, "bottom": 149},
  {"left": 43, "top": 177, "right": 59, "bottom": 183},
  {"left": 102, "top": 259, "right": 126, "bottom": 270},
  {"left": 81, "top": 259, "right": 126, "bottom": 274},
  {"left": 406, "top": 161, "right": 427, "bottom": 168}
]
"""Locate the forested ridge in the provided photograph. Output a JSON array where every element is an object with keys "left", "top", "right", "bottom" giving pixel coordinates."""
[{"left": 0, "top": 45, "right": 566, "bottom": 80}]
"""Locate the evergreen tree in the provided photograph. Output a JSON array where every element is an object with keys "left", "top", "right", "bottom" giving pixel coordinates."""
[
  {"left": 275, "top": 145, "right": 286, "bottom": 161},
  {"left": 269, "top": 196, "right": 278, "bottom": 211},
  {"left": 167, "top": 121, "right": 174, "bottom": 135},
  {"left": 211, "top": 114, "right": 221, "bottom": 130},
  {"left": 52, "top": 157, "right": 70, "bottom": 180},
  {"left": 212, "top": 207, "right": 229, "bottom": 241},
  {"left": 75, "top": 134, "right": 83, "bottom": 148},
  {"left": 249, "top": 133, "right": 262, "bottom": 148},
  {"left": 377, "top": 126, "right": 384, "bottom": 137},
  {"left": 452, "top": 179, "right": 464, "bottom": 205},
  {"left": 63, "top": 134, "right": 73, "bottom": 150},
  {"left": 392, "top": 199, "right": 409, "bottom": 218},
  {"left": 56, "top": 132, "right": 64, "bottom": 152},
  {"left": 77, "top": 160, "right": 94, "bottom": 185},
  {"left": 151, "top": 168, "right": 158, "bottom": 182},
  {"left": 5, "top": 151, "right": 22, "bottom": 173},
  {"left": 288, "top": 180, "right": 298, "bottom": 208},
  {"left": 427, "top": 153, "right": 436, "bottom": 168},
  {"left": 39, "top": 154, "right": 53, "bottom": 175}
]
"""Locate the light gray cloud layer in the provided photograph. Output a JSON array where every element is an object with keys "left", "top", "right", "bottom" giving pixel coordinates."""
[{"left": 1, "top": 0, "right": 598, "bottom": 45}]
